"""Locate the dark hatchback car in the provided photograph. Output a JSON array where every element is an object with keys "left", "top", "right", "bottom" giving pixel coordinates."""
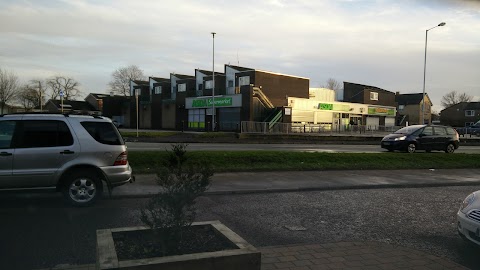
[{"left": 381, "top": 125, "right": 460, "bottom": 153}]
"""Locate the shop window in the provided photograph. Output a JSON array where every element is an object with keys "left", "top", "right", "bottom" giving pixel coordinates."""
[
  {"left": 398, "top": 105, "right": 405, "bottom": 110},
  {"left": 188, "top": 109, "right": 206, "bottom": 129}
]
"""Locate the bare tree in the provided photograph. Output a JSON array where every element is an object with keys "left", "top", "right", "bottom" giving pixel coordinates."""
[
  {"left": 441, "top": 91, "right": 473, "bottom": 108},
  {"left": 0, "top": 67, "right": 19, "bottom": 114},
  {"left": 322, "top": 78, "right": 342, "bottom": 91},
  {"left": 108, "top": 65, "right": 146, "bottom": 96},
  {"left": 46, "top": 76, "right": 81, "bottom": 100},
  {"left": 17, "top": 80, "right": 46, "bottom": 110}
]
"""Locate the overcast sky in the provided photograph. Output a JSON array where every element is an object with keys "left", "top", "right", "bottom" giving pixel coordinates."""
[{"left": 1, "top": 0, "right": 479, "bottom": 111}]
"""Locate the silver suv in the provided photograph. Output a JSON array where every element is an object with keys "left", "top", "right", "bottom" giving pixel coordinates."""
[{"left": 0, "top": 113, "right": 133, "bottom": 206}]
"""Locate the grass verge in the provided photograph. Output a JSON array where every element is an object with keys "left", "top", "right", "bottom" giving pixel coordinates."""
[
  {"left": 120, "top": 131, "right": 179, "bottom": 138},
  {"left": 128, "top": 151, "right": 480, "bottom": 174}
]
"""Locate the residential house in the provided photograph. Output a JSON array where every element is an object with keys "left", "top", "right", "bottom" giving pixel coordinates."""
[
  {"left": 44, "top": 100, "right": 98, "bottom": 115},
  {"left": 395, "top": 93, "right": 433, "bottom": 125},
  {"left": 342, "top": 82, "right": 397, "bottom": 127},
  {"left": 440, "top": 102, "right": 480, "bottom": 127}
]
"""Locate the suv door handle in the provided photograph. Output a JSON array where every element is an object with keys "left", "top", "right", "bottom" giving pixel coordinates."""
[
  {"left": 0, "top": 152, "right": 13, "bottom": 156},
  {"left": 60, "top": 150, "right": 75, "bottom": 155}
]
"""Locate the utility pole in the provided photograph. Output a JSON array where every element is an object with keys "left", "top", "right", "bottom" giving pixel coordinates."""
[
  {"left": 211, "top": 32, "right": 216, "bottom": 132},
  {"left": 39, "top": 81, "right": 42, "bottom": 111}
]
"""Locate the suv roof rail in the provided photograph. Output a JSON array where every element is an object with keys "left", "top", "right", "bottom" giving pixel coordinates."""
[{"left": 1, "top": 112, "right": 103, "bottom": 117}]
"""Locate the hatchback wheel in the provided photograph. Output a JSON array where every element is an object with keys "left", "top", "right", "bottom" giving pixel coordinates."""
[
  {"left": 445, "top": 143, "right": 456, "bottom": 154},
  {"left": 62, "top": 170, "right": 102, "bottom": 207},
  {"left": 406, "top": 143, "right": 416, "bottom": 153}
]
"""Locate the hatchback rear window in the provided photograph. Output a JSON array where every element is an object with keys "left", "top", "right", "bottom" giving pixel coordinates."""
[
  {"left": 81, "top": 122, "right": 124, "bottom": 145},
  {"left": 446, "top": 127, "right": 456, "bottom": 135},
  {"left": 434, "top": 127, "right": 447, "bottom": 135}
]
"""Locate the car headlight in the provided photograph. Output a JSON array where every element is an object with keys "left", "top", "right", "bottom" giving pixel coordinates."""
[
  {"left": 460, "top": 193, "right": 475, "bottom": 213},
  {"left": 394, "top": 136, "right": 406, "bottom": 141}
]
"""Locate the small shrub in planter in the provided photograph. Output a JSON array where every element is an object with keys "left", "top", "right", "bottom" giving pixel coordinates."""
[
  {"left": 97, "top": 144, "right": 261, "bottom": 269},
  {"left": 116, "top": 143, "right": 227, "bottom": 259}
]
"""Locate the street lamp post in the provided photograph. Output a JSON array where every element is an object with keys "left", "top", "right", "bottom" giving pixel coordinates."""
[
  {"left": 211, "top": 32, "right": 216, "bottom": 132},
  {"left": 135, "top": 88, "right": 139, "bottom": 138},
  {"left": 422, "top": 22, "right": 445, "bottom": 125}
]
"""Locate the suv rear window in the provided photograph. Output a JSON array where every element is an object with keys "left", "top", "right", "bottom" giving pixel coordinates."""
[{"left": 81, "top": 122, "right": 124, "bottom": 145}]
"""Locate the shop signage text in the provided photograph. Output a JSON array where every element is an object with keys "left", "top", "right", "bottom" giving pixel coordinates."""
[
  {"left": 192, "top": 97, "right": 233, "bottom": 108},
  {"left": 368, "top": 107, "right": 395, "bottom": 115},
  {"left": 318, "top": 103, "right": 350, "bottom": 112}
]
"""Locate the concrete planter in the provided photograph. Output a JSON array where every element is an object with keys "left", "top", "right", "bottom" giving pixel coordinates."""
[{"left": 96, "top": 220, "right": 261, "bottom": 270}]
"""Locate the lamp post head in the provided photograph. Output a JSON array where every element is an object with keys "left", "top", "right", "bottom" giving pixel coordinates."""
[
  {"left": 211, "top": 32, "right": 216, "bottom": 36},
  {"left": 438, "top": 22, "right": 446, "bottom": 26}
]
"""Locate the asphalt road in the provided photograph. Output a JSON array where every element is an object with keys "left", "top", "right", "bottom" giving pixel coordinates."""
[
  {"left": 1, "top": 186, "right": 479, "bottom": 270},
  {"left": 126, "top": 142, "right": 480, "bottom": 153}
]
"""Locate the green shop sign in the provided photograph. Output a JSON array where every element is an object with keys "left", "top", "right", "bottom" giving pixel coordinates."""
[
  {"left": 318, "top": 103, "right": 350, "bottom": 112},
  {"left": 192, "top": 97, "right": 233, "bottom": 108},
  {"left": 368, "top": 107, "right": 395, "bottom": 115}
]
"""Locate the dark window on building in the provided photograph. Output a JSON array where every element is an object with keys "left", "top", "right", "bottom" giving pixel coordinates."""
[
  {"left": 0, "top": 120, "right": 16, "bottom": 149},
  {"left": 465, "top": 110, "right": 475, "bottom": 117},
  {"left": 81, "top": 122, "right": 124, "bottom": 145},
  {"left": 228, "top": 80, "right": 233, "bottom": 87},
  {"left": 16, "top": 120, "right": 73, "bottom": 148},
  {"left": 198, "top": 84, "right": 203, "bottom": 90}
]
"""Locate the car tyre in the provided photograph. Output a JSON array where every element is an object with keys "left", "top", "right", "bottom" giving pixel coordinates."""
[
  {"left": 62, "top": 169, "right": 103, "bottom": 207},
  {"left": 406, "top": 143, "right": 416, "bottom": 153},
  {"left": 445, "top": 143, "right": 456, "bottom": 154}
]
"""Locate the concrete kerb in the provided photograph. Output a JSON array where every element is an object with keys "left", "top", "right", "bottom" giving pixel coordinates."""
[{"left": 108, "top": 175, "right": 480, "bottom": 200}]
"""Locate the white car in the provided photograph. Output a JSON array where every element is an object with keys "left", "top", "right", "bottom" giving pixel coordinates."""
[{"left": 457, "top": 191, "right": 480, "bottom": 246}]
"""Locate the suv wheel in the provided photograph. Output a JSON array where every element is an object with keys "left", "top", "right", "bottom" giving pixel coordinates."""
[
  {"left": 406, "top": 143, "right": 416, "bottom": 153},
  {"left": 445, "top": 143, "right": 456, "bottom": 154},
  {"left": 62, "top": 170, "right": 103, "bottom": 207}
]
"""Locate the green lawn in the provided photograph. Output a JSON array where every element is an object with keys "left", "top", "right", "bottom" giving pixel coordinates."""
[{"left": 128, "top": 151, "right": 480, "bottom": 174}]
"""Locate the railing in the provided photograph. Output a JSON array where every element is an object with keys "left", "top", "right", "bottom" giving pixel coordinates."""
[{"left": 241, "top": 121, "right": 402, "bottom": 136}]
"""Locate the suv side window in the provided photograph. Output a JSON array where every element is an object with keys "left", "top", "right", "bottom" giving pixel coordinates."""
[
  {"left": 422, "top": 127, "right": 433, "bottom": 136},
  {"left": 434, "top": 127, "right": 447, "bottom": 136},
  {"left": 0, "top": 121, "right": 16, "bottom": 149},
  {"left": 16, "top": 120, "right": 73, "bottom": 148},
  {"left": 81, "top": 122, "right": 124, "bottom": 145}
]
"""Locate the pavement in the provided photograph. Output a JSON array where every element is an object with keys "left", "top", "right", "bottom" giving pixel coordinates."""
[
  {"left": 41, "top": 169, "right": 480, "bottom": 270},
  {"left": 111, "top": 169, "right": 480, "bottom": 198}
]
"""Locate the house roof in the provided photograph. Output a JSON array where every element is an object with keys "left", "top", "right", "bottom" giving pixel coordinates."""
[
  {"left": 88, "top": 93, "right": 111, "bottom": 99},
  {"left": 395, "top": 93, "right": 429, "bottom": 105},
  {"left": 344, "top": 81, "right": 395, "bottom": 94},
  {"left": 225, "top": 64, "right": 254, "bottom": 72},
  {"left": 465, "top": 102, "right": 480, "bottom": 110},
  {"left": 149, "top": 77, "right": 169, "bottom": 82},
  {"left": 171, "top": 74, "right": 195, "bottom": 80},
  {"left": 48, "top": 100, "right": 97, "bottom": 111},
  {"left": 132, "top": 80, "right": 149, "bottom": 85}
]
